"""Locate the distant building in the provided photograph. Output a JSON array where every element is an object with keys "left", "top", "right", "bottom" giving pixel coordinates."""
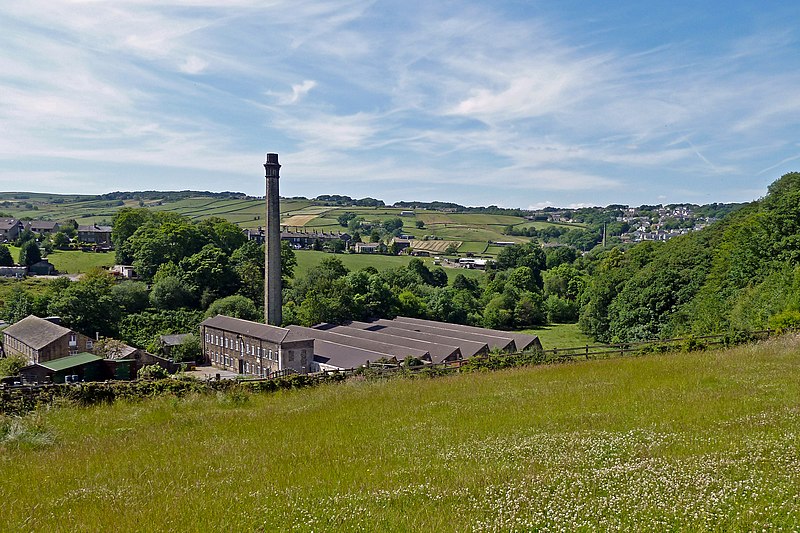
[
  {"left": 354, "top": 242, "right": 380, "bottom": 254},
  {"left": 25, "top": 220, "right": 60, "bottom": 235},
  {"left": 399, "top": 210, "right": 415, "bottom": 217},
  {"left": 0, "top": 218, "right": 24, "bottom": 242},
  {"left": 77, "top": 224, "right": 113, "bottom": 247},
  {"left": 244, "top": 227, "right": 350, "bottom": 249},
  {"left": 2, "top": 315, "right": 94, "bottom": 365},
  {"left": 110, "top": 265, "right": 138, "bottom": 279},
  {"left": 28, "top": 260, "right": 56, "bottom": 276}
]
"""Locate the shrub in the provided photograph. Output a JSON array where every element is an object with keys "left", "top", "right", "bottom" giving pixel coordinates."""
[
  {"left": 138, "top": 364, "right": 169, "bottom": 380},
  {"left": 681, "top": 336, "right": 707, "bottom": 353},
  {"left": 0, "top": 355, "right": 27, "bottom": 378},
  {"left": 768, "top": 310, "right": 800, "bottom": 334}
]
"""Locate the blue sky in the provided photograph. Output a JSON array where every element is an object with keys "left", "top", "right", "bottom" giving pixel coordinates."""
[{"left": 1, "top": 1, "right": 799, "bottom": 208}]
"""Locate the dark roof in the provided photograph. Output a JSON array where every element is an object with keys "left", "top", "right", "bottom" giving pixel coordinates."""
[
  {"left": 370, "top": 318, "right": 515, "bottom": 352},
  {"left": 0, "top": 218, "right": 21, "bottom": 230},
  {"left": 28, "top": 220, "right": 59, "bottom": 231},
  {"left": 2, "top": 315, "right": 71, "bottom": 349},
  {"left": 347, "top": 320, "right": 488, "bottom": 358},
  {"left": 201, "top": 315, "right": 313, "bottom": 344},
  {"left": 314, "top": 323, "right": 460, "bottom": 363},
  {"left": 77, "top": 224, "right": 112, "bottom": 232},
  {"left": 312, "top": 339, "right": 395, "bottom": 370},
  {"left": 39, "top": 353, "right": 102, "bottom": 372},
  {"left": 393, "top": 316, "right": 542, "bottom": 351},
  {"left": 290, "top": 325, "right": 430, "bottom": 361}
]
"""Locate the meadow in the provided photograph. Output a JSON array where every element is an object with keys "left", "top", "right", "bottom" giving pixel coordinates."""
[{"left": 2, "top": 335, "right": 799, "bottom": 530}]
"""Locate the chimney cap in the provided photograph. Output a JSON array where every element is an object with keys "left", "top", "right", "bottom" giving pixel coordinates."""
[{"left": 265, "top": 153, "right": 280, "bottom": 164}]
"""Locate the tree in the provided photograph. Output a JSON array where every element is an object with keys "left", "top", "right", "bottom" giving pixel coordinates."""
[
  {"left": 196, "top": 217, "right": 247, "bottom": 254},
  {"left": 149, "top": 276, "right": 196, "bottom": 310},
  {"left": 415, "top": 220, "right": 425, "bottom": 229},
  {"left": 47, "top": 268, "right": 121, "bottom": 338},
  {"left": 0, "top": 287, "right": 33, "bottom": 323},
  {"left": 0, "top": 244, "right": 13, "bottom": 266},
  {"left": 18, "top": 240, "right": 41, "bottom": 267},
  {"left": 112, "top": 208, "right": 155, "bottom": 264},
  {"left": 110, "top": 281, "right": 150, "bottom": 313},
  {"left": 92, "top": 337, "right": 130, "bottom": 359},
  {"left": 170, "top": 334, "right": 202, "bottom": 363},
  {"left": 206, "top": 295, "right": 260, "bottom": 321},
  {"left": 179, "top": 244, "right": 237, "bottom": 303},
  {"left": 338, "top": 212, "right": 356, "bottom": 227},
  {"left": 0, "top": 354, "right": 26, "bottom": 378}
]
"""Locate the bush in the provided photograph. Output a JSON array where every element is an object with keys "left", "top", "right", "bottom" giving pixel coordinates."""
[
  {"left": 768, "top": 310, "right": 800, "bottom": 334},
  {"left": 681, "top": 336, "right": 706, "bottom": 353},
  {"left": 138, "top": 364, "right": 169, "bottom": 380},
  {"left": 0, "top": 355, "right": 27, "bottom": 378}
]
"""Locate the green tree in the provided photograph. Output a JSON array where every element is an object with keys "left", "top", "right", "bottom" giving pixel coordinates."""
[
  {"left": 110, "top": 281, "right": 150, "bottom": 313},
  {"left": 0, "top": 287, "right": 34, "bottom": 323},
  {"left": 47, "top": 268, "right": 121, "bottom": 337},
  {"left": 0, "top": 244, "right": 13, "bottom": 266},
  {"left": 18, "top": 240, "right": 41, "bottom": 267},
  {"left": 0, "top": 354, "right": 26, "bottom": 377},
  {"left": 170, "top": 334, "right": 202, "bottom": 363},
  {"left": 149, "top": 276, "right": 196, "bottom": 310},
  {"left": 206, "top": 295, "right": 260, "bottom": 321},
  {"left": 112, "top": 207, "right": 155, "bottom": 264}
]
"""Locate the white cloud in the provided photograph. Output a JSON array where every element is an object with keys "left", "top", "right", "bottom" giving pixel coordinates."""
[{"left": 180, "top": 56, "right": 208, "bottom": 74}]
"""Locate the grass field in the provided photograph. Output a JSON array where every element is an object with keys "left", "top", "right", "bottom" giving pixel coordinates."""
[
  {"left": 521, "top": 322, "right": 597, "bottom": 350},
  {"left": 7, "top": 246, "right": 115, "bottom": 274},
  {"left": 293, "top": 250, "right": 484, "bottom": 282},
  {"left": 2, "top": 336, "right": 800, "bottom": 530}
]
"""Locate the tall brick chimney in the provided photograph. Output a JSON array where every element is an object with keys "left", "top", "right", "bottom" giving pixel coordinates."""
[{"left": 264, "top": 153, "right": 282, "bottom": 326}]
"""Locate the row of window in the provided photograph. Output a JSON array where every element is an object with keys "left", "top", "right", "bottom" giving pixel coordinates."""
[
  {"left": 204, "top": 331, "right": 276, "bottom": 360},
  {"left": 208, "top": 351, "right": 272, "bottom": 377}
]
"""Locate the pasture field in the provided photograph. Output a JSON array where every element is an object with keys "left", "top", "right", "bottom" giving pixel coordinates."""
[
  {"left": 2, "top": 336, "right": 799, "bottom": 530},
  {"left": 521, "top": 322, "right": 597, "bottom": 350},
  {"left": 293, "top": 250, "right": 484, "bottom": 282},
  {"left": 7, "top": 246, "right": 115, "bottom": 274}
]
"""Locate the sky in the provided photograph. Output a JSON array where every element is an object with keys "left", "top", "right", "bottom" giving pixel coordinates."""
[{"left": 1, "top": 1, "right": 799, "bottom": 209}]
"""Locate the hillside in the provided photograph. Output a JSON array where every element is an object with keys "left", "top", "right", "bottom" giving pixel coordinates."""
[{"left": 2, "top": 336, "right": 799, "bottom": 530}]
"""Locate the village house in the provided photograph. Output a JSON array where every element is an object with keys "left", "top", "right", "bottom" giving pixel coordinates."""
[
  {"left": 0, "top": 218, "right": 24, "bottom": 242},
  {"left": 77, "top": 224, "right": 113, "bottom": 247},
  {"left": 354, "top": 242, "right": 380, "bottom": 253},
  {"left": 2, "top": 315, "right": 94, "bottom": 365},
  {"left": 200, "top": 315, "right": 314, "bottom": 376},
  {"left": 25, "top": 220, "right": 60, "bottom": 235}
]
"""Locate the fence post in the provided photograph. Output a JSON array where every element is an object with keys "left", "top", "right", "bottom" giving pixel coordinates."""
[{"left": 585, "top": 345, "right": 589, "bottom": 360}]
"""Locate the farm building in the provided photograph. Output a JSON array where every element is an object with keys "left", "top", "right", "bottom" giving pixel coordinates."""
[
  {"left": 2, "top": 315, "right": 95, "bottom": 365},
  {"left": 19, "top": 352, "right": 105, "bottom": 384}
]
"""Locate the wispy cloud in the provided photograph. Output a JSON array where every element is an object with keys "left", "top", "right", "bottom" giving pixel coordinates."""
[{"left": 0, "top": 1, "right": 798, "bottom": 206}]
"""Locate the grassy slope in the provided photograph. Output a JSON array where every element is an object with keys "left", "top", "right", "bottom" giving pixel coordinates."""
[
  {"left": 8, "top": 246, "right": 115, "bottom": 274},
  {"left": 2, "top": 336, "right": 800, "bottom": 530},
  {"left": 521, "top": 322, "right": 597, "bottom": 350}
]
